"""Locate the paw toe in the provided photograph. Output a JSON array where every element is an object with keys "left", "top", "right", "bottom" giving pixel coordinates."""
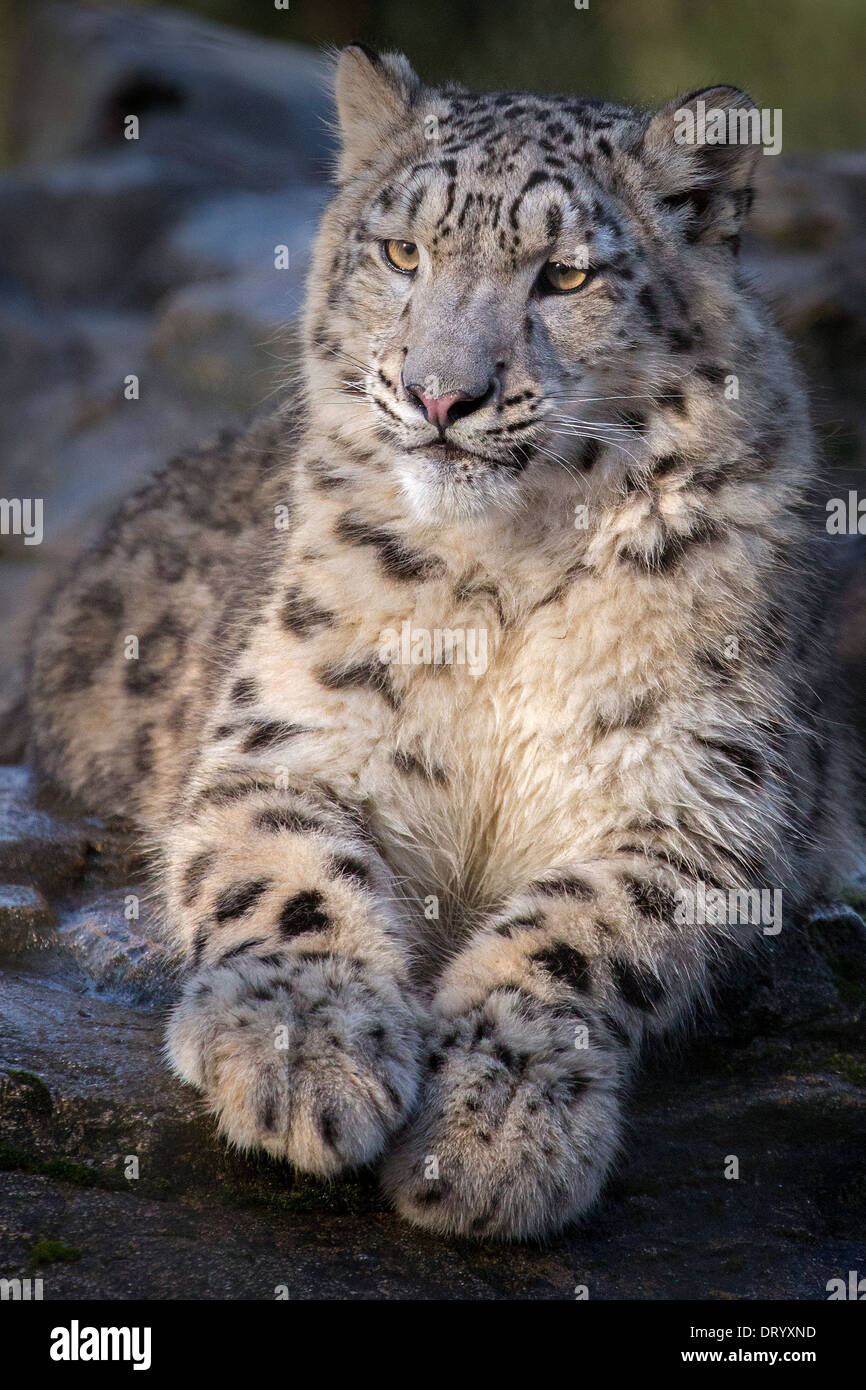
[{"left": 167, "top": 954, "right": 421, "bottom": 1174}]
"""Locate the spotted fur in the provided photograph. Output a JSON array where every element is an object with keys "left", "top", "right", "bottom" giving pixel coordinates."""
[{"left": 28, "top": 48, "right": 858, "bottom": 1239}]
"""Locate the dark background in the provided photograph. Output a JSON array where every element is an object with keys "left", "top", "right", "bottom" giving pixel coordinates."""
[
  {"left": 121, "top": 0, "right": 866, "bottom": 150},
  {"left": 4, "top": 0, "right": 864, "bottom": 154}
]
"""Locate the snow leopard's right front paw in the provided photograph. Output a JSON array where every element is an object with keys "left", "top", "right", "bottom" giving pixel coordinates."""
[{"left": 166, "top": 951, "right": 422, "bottom": 1176}]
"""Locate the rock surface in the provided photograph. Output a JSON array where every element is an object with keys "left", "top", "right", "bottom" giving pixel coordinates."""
[
  {"left": 0, "top": 886, "right": 55, "bottom": 953},
  {"left": 0, "top": 767, "right": 91, "bottom": 892}
]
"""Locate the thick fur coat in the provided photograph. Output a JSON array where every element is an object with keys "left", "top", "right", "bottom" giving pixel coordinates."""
[{"left": 28, "top": 48, "right": 858, "bottom": 1238}]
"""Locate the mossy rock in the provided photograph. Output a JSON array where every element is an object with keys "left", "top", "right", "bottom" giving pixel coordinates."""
[{"left": 30, "top": 1238, "right": 81, "bottom": 1266}]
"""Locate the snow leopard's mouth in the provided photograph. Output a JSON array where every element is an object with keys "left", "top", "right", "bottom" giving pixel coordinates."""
[
  {"left": 407, "top": 438, "right": 534, "bottom": 471},
  {"left": 415, "top": 440, "right": 487, "bottom": 464}
]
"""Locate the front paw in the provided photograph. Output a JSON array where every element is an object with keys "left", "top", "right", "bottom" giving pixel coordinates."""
[
  {"left": 382, "top": 988, "right": 623, "bottom": 1239},
  {"left": 167, "top": 952, "right": 422, "bottom": 1176}
]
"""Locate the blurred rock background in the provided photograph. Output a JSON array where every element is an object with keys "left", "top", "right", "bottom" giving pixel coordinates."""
[
  {"left": 0, "top": 2, "right": 335, "bottom": 752},
  {"left": 0, "top": 0, "right": 864, "bottom": 1298}
]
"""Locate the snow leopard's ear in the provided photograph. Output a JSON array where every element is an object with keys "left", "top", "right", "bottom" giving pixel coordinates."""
[
  {"left": 333, "top": 45, "right": 421, "bottom": 180},
  {"left": 643, "top": 86, "right": 763, "bottom": 249}
]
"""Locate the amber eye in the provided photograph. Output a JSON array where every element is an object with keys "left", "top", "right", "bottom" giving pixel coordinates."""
[
  {"left": 541, "top": 260, "right": 589, "bottom": 293},
  {"left": 383, "top": 239, "right": 420, "bottom": 273}
]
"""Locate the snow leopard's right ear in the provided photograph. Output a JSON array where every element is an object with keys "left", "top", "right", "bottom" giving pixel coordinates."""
[{"left": 333, "top": 45, "right": 421, "bottom": 180}]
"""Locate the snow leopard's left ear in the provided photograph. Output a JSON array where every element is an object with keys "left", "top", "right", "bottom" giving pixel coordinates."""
[
  {"left": 643, "top": 86, "right": 763, "bottom": 249},
  {"left": 333, "top": 45, "right": 421, "bottom": 181}
]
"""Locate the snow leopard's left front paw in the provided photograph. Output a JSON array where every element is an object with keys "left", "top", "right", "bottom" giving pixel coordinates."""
[{"left": 382, "top": 986, "right": 625, "bottom": 1239}]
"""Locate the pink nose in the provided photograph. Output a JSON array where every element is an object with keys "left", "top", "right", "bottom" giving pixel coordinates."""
[{"left": 408, "top": 388, "right": 471, "bottom": 430}]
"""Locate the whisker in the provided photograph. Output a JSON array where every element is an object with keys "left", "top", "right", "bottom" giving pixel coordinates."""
[{"left": 547, "top": 426, "right": 645, "bottom": 470}]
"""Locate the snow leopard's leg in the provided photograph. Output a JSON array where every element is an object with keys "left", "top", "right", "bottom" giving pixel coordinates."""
[
  {"left": 383, "top": 856, "right": 749, "bottom": 1238},
  {"left": 165, "top": 773, "right": 422, "bottom": 1176}
]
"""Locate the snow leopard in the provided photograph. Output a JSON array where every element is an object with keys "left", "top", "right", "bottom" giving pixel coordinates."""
[{"left": 28, "top": 47, "right": 858, "bottom": 1239}]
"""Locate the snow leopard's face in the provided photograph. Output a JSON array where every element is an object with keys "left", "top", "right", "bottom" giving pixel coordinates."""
[{"left": 304, "top": 48, "right": 759, "bottom": 521}]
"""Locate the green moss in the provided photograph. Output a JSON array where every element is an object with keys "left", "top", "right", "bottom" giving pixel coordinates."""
[
  {"left": 224, "top": 1170, "right": 385, "bottom": 1217},
  {"left": 0, "top": 1144, "right": 97, "bottom": 1187},
  {"left": 30, "top": 1239, "right": 81, "bottom": 1266},
  {"left": 42, "top": 1157, "right": 99, "bottom": 1184},
  {"left": 824, "top": 1052, "right": 866, "bottom": 1086},
  {"left": 0, "top": 1139, "right": 195, "bottom": 1201},
  {"left": 4, "top": 1069, "right": 52, "bottom": 1113}
]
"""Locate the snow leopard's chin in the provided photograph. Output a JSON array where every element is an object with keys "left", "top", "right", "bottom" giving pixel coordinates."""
[{"left": 395, "top": 449, "right": 527, "bottom": 523}]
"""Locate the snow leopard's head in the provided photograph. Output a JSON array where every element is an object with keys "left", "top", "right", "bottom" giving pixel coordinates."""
[{"left": 304, "top": 46, "right": 761, "bottom": 522}]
